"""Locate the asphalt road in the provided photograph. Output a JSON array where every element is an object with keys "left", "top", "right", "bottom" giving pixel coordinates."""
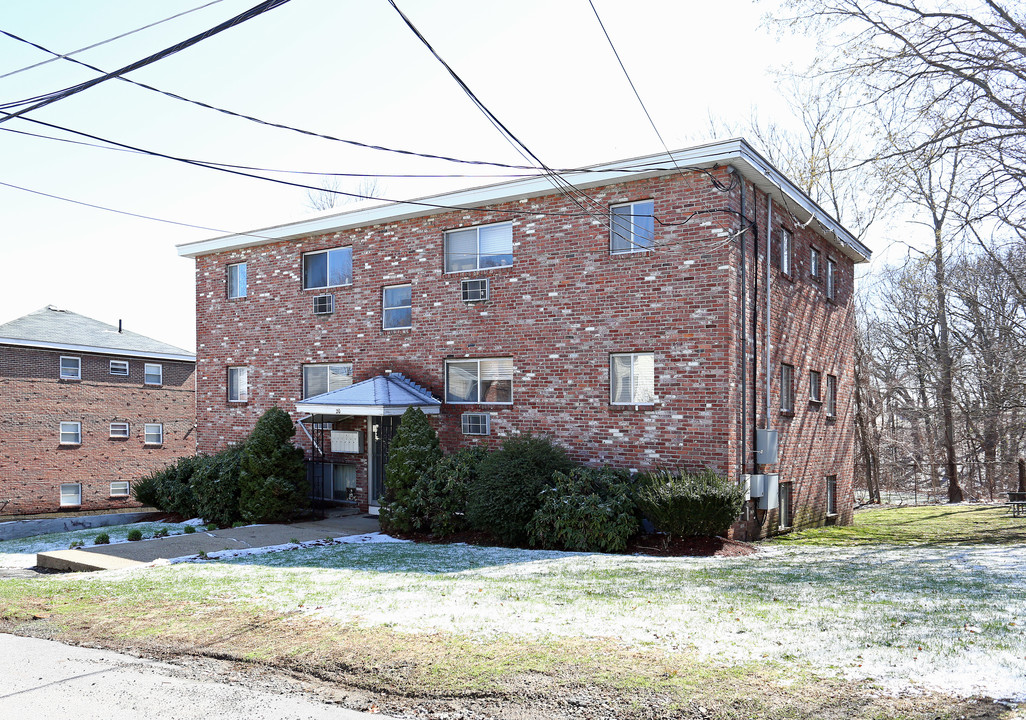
[{"left": 0, "top": 634, "right": 392, "bottom": 720}]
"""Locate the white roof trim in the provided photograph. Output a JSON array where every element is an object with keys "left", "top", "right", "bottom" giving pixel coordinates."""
[
  {"left": 0, "top": 337, "right": 195, "bottom": 362},
  {"left": 294, "top": 402, "right": 441, "bottom": 417},
  {"left": 176, "top": 139, "right": 869, "bottom": 263}
]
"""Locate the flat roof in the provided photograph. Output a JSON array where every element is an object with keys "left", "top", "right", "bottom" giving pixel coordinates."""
[{"left": 177, "top": 138, "right": 871, "bottom": 264}]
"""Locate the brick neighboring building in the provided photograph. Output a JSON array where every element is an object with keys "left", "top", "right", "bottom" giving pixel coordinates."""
[
  {"left": 177, "top": 139, "right": 870, "bottom": 538},
  {"left": 0, "top": 306, "right": 196, "bottom": 516}
]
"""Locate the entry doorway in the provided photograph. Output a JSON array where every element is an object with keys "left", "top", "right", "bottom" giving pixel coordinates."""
[{"left": 367, "top": 415, "right": 401, "bottom": 513}]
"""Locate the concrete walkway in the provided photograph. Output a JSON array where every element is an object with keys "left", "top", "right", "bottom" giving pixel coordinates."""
[{"left": 37, "top": 509, "right": 381, "bottom": 571}]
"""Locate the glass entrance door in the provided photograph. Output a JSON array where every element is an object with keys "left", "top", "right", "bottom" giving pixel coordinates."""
[{"left": 369, "top": 415, "right": 401, "bottom": 509}]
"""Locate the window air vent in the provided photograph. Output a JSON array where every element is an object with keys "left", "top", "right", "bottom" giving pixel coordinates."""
[
  {"left": 313, "top": 294, "right": 334, "bottom": 315},
  {"left": 461, "top": 278, "right": 489, "bottom": 302}
]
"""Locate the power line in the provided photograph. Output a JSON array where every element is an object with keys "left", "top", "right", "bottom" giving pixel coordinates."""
[
  {"left": 0, "top": 0, "right": 292, "bottom": 123},
  {"left": 0, "top": 0, "right": 228, "bottom": 81}
]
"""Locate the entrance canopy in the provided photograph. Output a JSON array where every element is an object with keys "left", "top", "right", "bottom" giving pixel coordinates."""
[{"left": 294, "top": 372, "right": 441, "bottom": 418}]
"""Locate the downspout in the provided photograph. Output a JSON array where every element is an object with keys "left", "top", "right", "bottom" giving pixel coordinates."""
[
  {"left": 752, "top": 191, "right": 760, "bottom": 462},
  {"left": 738, "top": 175, "right": 747, "bottom": 478},
  {"left": 765, "top": 193, "right": 773, "bottom": 428}
]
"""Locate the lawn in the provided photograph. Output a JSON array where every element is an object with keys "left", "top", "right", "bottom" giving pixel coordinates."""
[{"left": 0, "top": 505, "right": 1023, "bottom": 719}]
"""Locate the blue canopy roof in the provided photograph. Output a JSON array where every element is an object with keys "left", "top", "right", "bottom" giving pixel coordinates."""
[{"left": 295, "top": 373, "right": 441, "bottom": 417}]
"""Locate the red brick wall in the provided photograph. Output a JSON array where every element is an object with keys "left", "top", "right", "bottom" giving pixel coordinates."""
[
  {"left": 192, "top": 168, "right": 858, "bottom": 534},
  {"left": 0, "top": 346, "right": 196, "bottom": 515}
]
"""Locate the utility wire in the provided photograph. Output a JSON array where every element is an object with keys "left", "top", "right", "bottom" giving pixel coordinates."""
[
  {"left": 0, "top": 0, "right": 227, "bottom": 81},
  {"left": 0, "top": 0, "right": 291, "bottom": 124}
]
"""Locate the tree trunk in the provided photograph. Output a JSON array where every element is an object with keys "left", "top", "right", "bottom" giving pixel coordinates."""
[{"left": 933, "top": 226, "right": 963, "bottom": 503}]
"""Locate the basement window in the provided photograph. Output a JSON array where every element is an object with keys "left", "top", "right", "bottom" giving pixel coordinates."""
[
  {"left": 60, "top": 356, "right": 81, "bottom": 380},
  {"left": 60, "top": 483, "right": 81, "bottom": 507}
]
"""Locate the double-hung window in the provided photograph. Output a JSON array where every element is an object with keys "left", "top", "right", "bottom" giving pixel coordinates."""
[
  {"left": 826, "top": 374, "right": 837, "bottom": 417},
  {"left": 780, "top": 229, "right": 793, "bottom": 276},
  {"left": 302, "top": 363, "right": 353, "bottom": 399},
  {"left": 445, "top": 358, "right": 513, "bottom": 404},
  {"left": 610, "top": 352, "right": 656, "bottom": 405},
  {"left": 110, "top": 481, "right": 131, "bottom": 497},
  {"left": 303, "top": 247, "right": 352, "bottom": 289},
  {"left": 809, "top": 370, "right": 822, "bottom": 403},
  {"left": 228, "top": 367, "right": 248, "bottom": 403},
  {"left": 144, "top": 363, "right": 162, "bottom": 385},
  {"left": 60, "top": 356, "right": 81, "bottom": 380},
  {"left": 810, "top": 248, "right": 821, "bottom": 279},
  {"left": 444, "top": 223, "right": 513, "bottom": 273},
  {"left": 826, "top": 258, "right": 837, "bottom": 301},
  {"left": 610, "top": 200, "right": 655, "bottom": 254},
  {"left": 780, "top": 363, "right": 795, "bottom": 414},
  {"left": 60, "top": 421, "right": 82, "bottom": 445},
  {"left": 382, "top": 284, "right": 412, "bottom": 330},
  {"left": 144, "top": 423, "right": 163, "bottom": 445},
  {"left": 228, "top": 262, "right": 247, "bottom": 299}
]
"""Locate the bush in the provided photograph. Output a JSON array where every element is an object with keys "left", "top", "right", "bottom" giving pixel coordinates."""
[
  {"left": 636, "top": 468, "right": 744, "bottom": 538},
  {"left": 94, "top": 533, "right": 110, "bottom": 545},
  {"left": 232, "top": 521, "right": 247, "bottom": 528},
  {"left": 152, "top": 527, "right": 169, "bottom": 538},
  {"left": 206, "top": 523, "right": 218, "bottom": 531},
  {"left": 379, "top": 407, "right": 443, "bottom": 534},
  {"left": 238, "top": 407, "right": 308, "bottom": 523},
  {"left": 183, "top": 525, "right": 196, "bottom": 534},
  {"left": 527, "top": 466, "right": 639, "bottom": 553},
  {"left": 127, "top": 529, "right": 143, "bottom": 541},
  {"left": 132, "top": 455, "right": 204, "bottom": 517},
  {"left": 418, "top": 446, "right": 491, "bottom": 536},
  {"left": 467, "top": 435, "right": 576, "bottom": 545},
  {"left": 191, "top": 447, "right": 244, "bottom": 526}
]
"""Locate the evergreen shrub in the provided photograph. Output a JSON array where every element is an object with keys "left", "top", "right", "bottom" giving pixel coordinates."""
[
  {"left": 132, "top": 455, "right": 204, "bottom": 518},
  {"left": 420, "top": 445, "right": 490, "bottom": 536},
  {"left": 636, "top": 468, "right": 744, "bottom": 537},
  {"left": 238, "top": 407, "right": 308, "bottom": 523},
  {"left": 379, "top": 407, "right": 443, "bottom": 534},
  {"left": 527, "top": 466, "right": 639, "bottom": 552},
  {"left": 191, "top": 446, "right": 244, "bottom": 526},
  {"left": 467, "top": 435, "right": 576, "bottom": 545}
]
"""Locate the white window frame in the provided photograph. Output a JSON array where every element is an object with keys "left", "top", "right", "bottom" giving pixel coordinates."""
[
  {"left": 382, "top": 284, "right": 412, "bottom": 330},
  {"left": 810, "top": 247, "right": 821, "bottom": 279},
  {"left": 110, "top": 481, "right": 130, "bottom": 498},
  {"left": 144, "top": 423, "right": 163, "bottom": 445},
  {"left": 609, "top": 352, "right": 657, "bottom": 405},
  {"left": 780, "top": 229, "right": 793, "bottom": 276},
  {"left": 826, "top": 475, "right": 838, "bottom": 516},
  {"left": 312, "top": 294, "right": 334, "bottom": 315},
  {"left": 228, "top": 366, "right": 248, "bottom": 403},
  {"left": 826, "top": 374, "right": 837, "bottom": 417},
  {"left": 60, "top": 483, "right": 81, "bottom": 507},
  {"left": 826, "top": 258, "right": 837, "bottom": 300},
  {"left": 443, "top": 222, "right": 514, "bottom": 274},
  {"left": 809, "top": 370, "right": 822, "bottom": 403},
  {"left": 302, "top": 363, "right": 353, "bottom": 399},
  {"left": 461, "top": 277, "right": 490, "bottom": 302},
  {"left": 303, "top": 247, "right": 353, "bottom": 290},
  {"left": 109, "top": 422, "right": 130, "bottom": 438},
  {"left": 445, "top": 358, "right": 514, "bottom": 405},
  {"left": 461, "top": 412, "right": 490, "bottom": 436},
  {"left": 60, "top": 356, "right": 81, "bottom": 380},
  {"left": 109, "top": 360, "right": 129, "bottom": 376},
  {"left": 610, "top": 200, "right": 655, "bottom": 255},
  {"left": 144, "top": 363, "right": 162, "bottom": 385},
  {"left": 59, "top": 421, "right": 82, "bottom": 445},
  {"left": 780, "top": 363, "right": 795, "bottom": 414},
  {"left": 228, "top": 262, "right": 247, "bottom": 299}
]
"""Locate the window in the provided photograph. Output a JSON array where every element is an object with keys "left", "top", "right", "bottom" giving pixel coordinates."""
[
  {"left": 779, "top": 482, "right": 793, "bottom": 529},
  {"left": 59, "top": 421, "right": 81, "bottom": 445},
  {"left": 110, "top": 481, "right": 130, "bottom": 497},
  {"left": 109, "top": 422, "right": 130, "bottom": 438},
  {"left": 144, "top": 363, "right": 162, "bottom": 385},
  {"left": 312, "top": 294, "right": 334, "bottom": 314},
  {"left": 302, "top": 363, "right": 353, "bottom": 398},
  {"left": 826, "top": 258, "right": 837, "bottom": 300},
  {"left": 826, "top": 475, "right": 838, "bottom": 516},
  {"left": 144, "top": 423, "right": 163, "bottom": 445},
  {"left": 303, "top": 247, "right": 352, "bottom": 289},
  {"left": 60, "top": 356, "right": 80, "bottom": 380},
  {"left": 60, "top": 483, "right": 81, "bottom": 507},
  {"left": 109, "top": 360, "right": 129, "bottom": 376},
  {"left": 444, "top": 222, "right": 513, "bottom": 273},
  {"left": 610, "top": 352, "right": 656, "bottom": 405},
  {"left": 810, "top": 247, "right": 821, "bottom": 280},
  {"left": 461, "top": 412, "right": 490, "bottom": 435},
  {"left": 309, "top": 463, "right": 357, "bottom": 502},
  {"left": 445, "top": 358, "right": 513, "bottom": 404},
  {"left": 610, "top": 200, "right": 655, "bottom": 254},
  {"left": 826, "top": 374, "right": 837, "bottom": 417},
  {"left": 780, "top": 363, "right": 794, "bottom": 414},
  {"left": 461, "top": 278, "right": 489, "bottom": 302},
  {"left": 228, "top": 367, "right": 248, "bottom": 402},
  {"left": 780, "top": 229, "right": 793, "bottom": 276},
  {"left": 228, "top": 262, "right": 247, "bottom": 299},
  {"left": 382, "top": 284, "right": 412, "bottom": 330},
  {"left": 809, "top": 370, "right": 822, "bottom": 403}
]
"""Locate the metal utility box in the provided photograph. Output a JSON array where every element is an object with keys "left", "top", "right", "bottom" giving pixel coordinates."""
[
  {"left": 330, "top": 430, "right": 364, "bottom": 454},
  {"left": 754, "top": 473, "right": 780, "bottom": 511},
  {"left": 740, "top": 474, "right": 752, "bottom": 501},
  {"left": 756, "top": 429, "right": 779, "bottom": 465}
]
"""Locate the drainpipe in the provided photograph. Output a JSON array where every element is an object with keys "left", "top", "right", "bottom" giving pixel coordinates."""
[
  {"left": 765, "top": 193, "right": 773, "bottom": 429},
  {"left": 738, "top": 174, "right": 747, "bottom": 478},
  {"left": 752, "top": 191, "right": 759, "bottom": 464}
]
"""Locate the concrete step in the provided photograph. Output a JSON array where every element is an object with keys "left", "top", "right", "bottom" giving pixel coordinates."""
[{"left": 36, "top": 549, "right": 145, "bottom": 572}]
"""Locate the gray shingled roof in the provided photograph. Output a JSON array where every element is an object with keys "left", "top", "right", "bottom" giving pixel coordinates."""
[{"left": 0, "top": 306, "right": 194, "bottom": 360}]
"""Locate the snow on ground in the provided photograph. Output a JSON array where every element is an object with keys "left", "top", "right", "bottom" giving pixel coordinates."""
[{"left": 199, "top": 540, "right": 1026, "bottom": 701}]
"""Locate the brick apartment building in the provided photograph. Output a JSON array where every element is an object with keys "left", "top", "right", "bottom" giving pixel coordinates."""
[
  {"left": 177, "top": 139, "right": 870, "bottom": 537},
  {"left": 0, "top": 306, "right": 196, "bottom": 515}
]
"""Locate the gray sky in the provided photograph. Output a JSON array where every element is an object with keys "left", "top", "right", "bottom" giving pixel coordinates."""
[{"left": 0, "top": 0, "right": 818, "bottom": 351}]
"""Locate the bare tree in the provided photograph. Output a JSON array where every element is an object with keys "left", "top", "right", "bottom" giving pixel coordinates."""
[{"left": 305, "top": 177, "right": 384, "bottom": 212}]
